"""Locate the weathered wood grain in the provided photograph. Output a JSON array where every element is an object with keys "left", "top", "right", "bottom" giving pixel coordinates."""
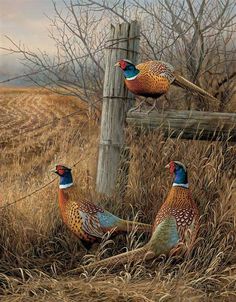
[
  {"left": 126, "top": 110, "right": 236, "bottom": 141},
  {"left": 96, "top": 21, "right": 140, "bottom": 195}
]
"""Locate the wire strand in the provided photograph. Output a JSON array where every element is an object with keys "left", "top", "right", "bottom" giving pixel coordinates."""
[{"left": 0, "top": 157, "right": 85, "bottom": 210}]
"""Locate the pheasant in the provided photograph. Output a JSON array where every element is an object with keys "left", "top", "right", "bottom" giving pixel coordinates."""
[
  {"left": 78, "top": 161, "right": 199, "bottom": 271},
  {"left": 115, "top": 59, "right": 218, "bottom": 111},
  {"left": 51, "top": 164, "right": 152, "bottom": 249}
]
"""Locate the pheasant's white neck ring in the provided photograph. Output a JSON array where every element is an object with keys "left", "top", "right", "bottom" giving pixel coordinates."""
[
  {"left": 59, "top": 182, "right": 73, "bottom": 189},
  {"left": 59, "top": 170, "right": 73, "bottom": 189},
  {"left": 173, "top": 183, "right": 189, "bottom": 189},
  {"left": 126, "top": 74, "right": 138, "bottom": 80}
]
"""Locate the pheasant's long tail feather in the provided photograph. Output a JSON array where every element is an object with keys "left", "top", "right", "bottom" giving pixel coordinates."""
[
  {"left": 173, "top": 73, "right": 219, "bottom": 102},
  {"left": 118, "top": 220, "right": 152, "bottom": 233},
  {"left": 78, "top": 246, "right": 154, "bottom": 273},
  {"left": 75, "top": 217, "right": 180, "bottom": 274}
]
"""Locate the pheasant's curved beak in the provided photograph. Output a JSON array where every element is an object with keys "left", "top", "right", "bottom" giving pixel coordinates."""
[
  {"left": 165, "top": 163, "right": 170, "bottom": 169},
  {"left": 50, "top": 168, "right": 57, "bottom": 173},
  {"left": 114, "top": 62, "right": 120, "bottom": 67}
]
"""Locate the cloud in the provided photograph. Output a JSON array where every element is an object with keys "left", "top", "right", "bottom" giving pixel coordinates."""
[
  {"left": 0, "top": 0, "right": 56, "bottom": 51},
  {"left": 0, "top": 0, "right": 62, "bottom": 85}
]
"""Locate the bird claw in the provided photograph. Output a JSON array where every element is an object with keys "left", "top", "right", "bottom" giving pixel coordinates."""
[
  {"left": 128, "top": 98, "right": 148, "bottom": 113},
  {"left": 145, "top": 102, "right": 159, "bottom": 115},
  {"left": 129, "top": 103, "right": 145, "bottom": 113}
]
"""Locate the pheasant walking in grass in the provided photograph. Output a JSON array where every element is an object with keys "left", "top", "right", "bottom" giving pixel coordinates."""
[
  {"left": 78, "top": 161, "right": 200, "bottom": 271},
  {"left": 51, "top": 165, "right": 152, "bottom": 249},
  {"left": 115, "top": 59, "right": 218, "bottom": 111}
]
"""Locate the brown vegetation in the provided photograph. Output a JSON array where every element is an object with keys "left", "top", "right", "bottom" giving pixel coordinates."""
[{"left": 0, "top": 87, "right": 236, "bottom": 301}]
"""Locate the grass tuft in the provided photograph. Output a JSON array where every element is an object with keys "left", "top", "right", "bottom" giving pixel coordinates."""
[{"left": 0, "top": 87, "right": 235, "bottom": 301}]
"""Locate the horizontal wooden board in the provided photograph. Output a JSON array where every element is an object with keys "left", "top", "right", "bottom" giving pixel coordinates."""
[{"left": 126, "top": 110, "right": 236, "bottom": 141}]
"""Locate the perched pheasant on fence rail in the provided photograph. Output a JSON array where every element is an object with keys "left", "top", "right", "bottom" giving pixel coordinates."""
[
  {"left": 77, "top": 161, "right": 199, "bottom": 271},
  {"left": 115, "top": 59, "right": 218, "bottom": 111},
  {"left": 51, "top": 165, "right": 152, "bottom": 249}
]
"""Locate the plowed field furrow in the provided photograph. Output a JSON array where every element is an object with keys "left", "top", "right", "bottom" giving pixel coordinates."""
[
  {"left": 0, "top": 93, "right": 81, "bottom": 142},
  {"left": 0, "top": 96, "right": 32, "bottom": 131},
  {"left": 0, "top": 87, "right": 94, "bottom": 187},
  {"left": 0, "top": 88, "right": 87, "bottom": 158},
  {"left": 10, "top": 96, "right": 79, "bottom": 131}
]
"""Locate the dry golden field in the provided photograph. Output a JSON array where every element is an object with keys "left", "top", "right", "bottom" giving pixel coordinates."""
[{"left": 0, "top": 87, "right": 236, "bottom": 301}]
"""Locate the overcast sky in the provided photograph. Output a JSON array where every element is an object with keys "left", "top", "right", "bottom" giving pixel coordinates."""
[{"left": 0, "top": 0, "right": 63, "bottom": 85}]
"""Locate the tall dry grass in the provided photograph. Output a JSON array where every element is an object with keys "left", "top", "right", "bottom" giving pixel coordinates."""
[{"left": 0, "top": 87, "right": 235, "bottom": 301}]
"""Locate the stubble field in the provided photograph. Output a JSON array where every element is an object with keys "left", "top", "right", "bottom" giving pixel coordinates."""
[{"left": 0, "top": 87, "right": 235, "bottom": 301}]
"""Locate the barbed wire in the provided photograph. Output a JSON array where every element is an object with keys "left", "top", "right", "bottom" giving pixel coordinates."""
[
  {"left": 0, "top": 35, "right": 142, "bottom": 85},
  {"left": 0, "top": 107, "right": 87, "bottom": 147},
  {"left": 0, "top": 44, "right": 106, "bottom": 84},
  {"left": 0, "top": 105, "right": 94, "bottom": 209},
  {"left": 0, "top": 157, "right": 85, "bottom": 210}
]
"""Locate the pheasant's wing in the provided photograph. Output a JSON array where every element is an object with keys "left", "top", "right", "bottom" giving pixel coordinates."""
[
  {"left": 78, "top": 199, "right": 121, "bottom": 238},
  {"left": 149, "top": 216, "right": 180, "bottom": 255},
  {"left": 78, "top": 199, "right": 106, "bottom": 239},
  {"left": 137, "top": 60, "right": 175, "bottom": 83},
  {"left": 151, "top": 214, "right": 198, "bottom": 256},
  {"left": 96, "top": 210, "right": 121, "bottom": 230},
  {"left": 149, "top": 204, "right": 198, "bottom": 255},
  {"left": 79, "top": 212, "right": 105, "bottom": 238}
]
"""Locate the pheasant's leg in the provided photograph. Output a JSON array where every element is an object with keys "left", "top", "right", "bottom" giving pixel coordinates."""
[
  {"left": 129, "top": 98, "right": 147, "bottom": 112},
  {"left": 145, "top": 99, "right": 158, "bottom": 114}
]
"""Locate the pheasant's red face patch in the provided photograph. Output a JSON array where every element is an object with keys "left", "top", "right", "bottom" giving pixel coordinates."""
[
  {"left": 170, "top": 161, "right": 175, "bottom": 175},
  {"left": 119, "top": 60, "right": 127, "bottom": 70},
  {"left": 56, "top": 165, "right": 65, "bottom": 175}
]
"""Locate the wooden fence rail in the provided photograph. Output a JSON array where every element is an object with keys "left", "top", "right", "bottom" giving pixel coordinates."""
[
  {"left": 126, "top": 110, "right": 236, "bottom": 141},
  {"left": 96, "top": 20, "right": 236, "bottom": 197}
]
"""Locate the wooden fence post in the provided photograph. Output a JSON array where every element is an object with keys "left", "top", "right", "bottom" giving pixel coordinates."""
[{"left": 96, "top": 21, "right": 140, "bottom": 195}]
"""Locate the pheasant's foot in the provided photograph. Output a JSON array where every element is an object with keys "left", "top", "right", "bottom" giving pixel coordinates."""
[
  {"left": 129, "top": 99, "right": 146, "bottom": 113},
  {"left": 145, "top": 100, "right": 159, "bottom": 114}
]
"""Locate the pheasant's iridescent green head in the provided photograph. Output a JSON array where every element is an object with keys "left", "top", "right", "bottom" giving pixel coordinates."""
[
  {"left": 51, "top": 165, "right": 73, "bottom": 189},
  {"left": 166, "top": 161, "right": 188, "bottom": 188},
  {"left": 115, "top": 59, "right": 139, "bottom": 79}
]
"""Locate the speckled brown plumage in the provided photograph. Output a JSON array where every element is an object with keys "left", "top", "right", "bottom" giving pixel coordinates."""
[
  {"left": 59, "top": 189, "right": 103, "bottom": 243},
  {"left": 153, "top": 186, "right": 199, "bottom": 250},
  {"left": 53, "top": 165, "right": 152, "bottom": 247},
  {"left": 77, "top": 161, "right": 200, "bottom": 271},
  {"left": 58, "top": 187, "right": 152, "bottom": 246},
  {"left": 117, "top": 59, "right": 218, "bottom": 102},
  {"left": 125, "top": 61, "right": 174, "bottom": 97}
]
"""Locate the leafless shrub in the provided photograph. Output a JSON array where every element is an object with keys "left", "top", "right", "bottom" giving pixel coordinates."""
[{"left": 1, "top": 0, "right": 235, "bottom": 113}]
